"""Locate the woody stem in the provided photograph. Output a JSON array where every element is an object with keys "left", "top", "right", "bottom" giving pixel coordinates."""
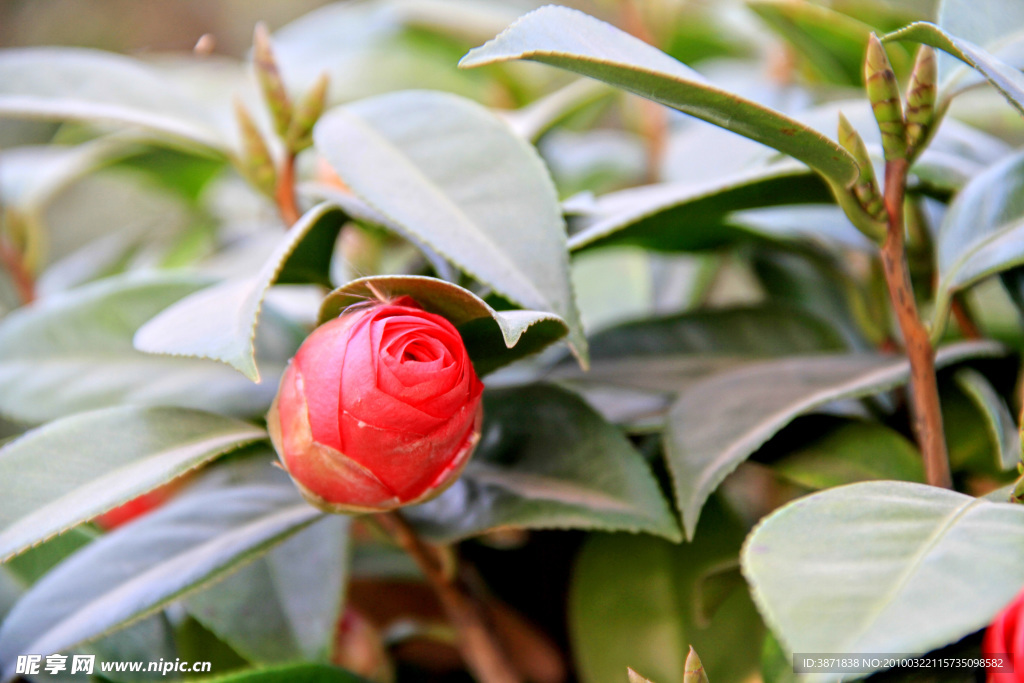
[
  {"left": 375, "top": 511, "right": 521, "bottom": 683},
  {"left": 880, "top": 159, "right": 951, "bottom": 488}
]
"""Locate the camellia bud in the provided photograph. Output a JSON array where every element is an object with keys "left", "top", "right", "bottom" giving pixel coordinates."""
[
  {"left": 905, "top": 46, "right": 937, "bottom": 155},
  {"left": 837, "top": 113, "right": 887, "bottom": 232},
  {"left": 268, "top": 296, "right": 484, "bottom": 513}
]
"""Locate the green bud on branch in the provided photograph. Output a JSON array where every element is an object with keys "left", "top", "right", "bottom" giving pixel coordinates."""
[
  {"left": 285, "top": 72, "right": 329, "bottom": 154},
  {"left": 838, "top": 113, "right": 887, "bottom": 229},
  {"left": 234, "top": 100, "right": 277, "bottom": 197},
  {"left": 864, "top": 34, "right": 906, "bottom": 162},
  {"left": 905, "top": 46, "right": 937, "bottom": 156},
  {"left": 684, "top": 646, "right": 709, "bottom": 683},
  {"left": 253, "top": 22, "right": 293, "bottom": 138}
]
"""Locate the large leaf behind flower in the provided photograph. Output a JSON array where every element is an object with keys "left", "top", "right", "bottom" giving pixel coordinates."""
[
  {"left": 134, "top": 204, "right": 346, "bottom": 382},
  {"left": 319, "top": 275, "right": 569, "bottom": 376},
  {"left": 405, "top": 384, "right": 681, "bottom": 542},
  {"left": 313, "top": 90, "right": 588, "bottom": 365}
]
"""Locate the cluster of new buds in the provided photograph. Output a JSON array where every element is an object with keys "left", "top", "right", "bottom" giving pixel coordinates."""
[
  {"left": 838, "top": 36, "right": 937, "bottom": 240},
  {"left": 235, "top": 23, "right": 330, "bottom": 199}
]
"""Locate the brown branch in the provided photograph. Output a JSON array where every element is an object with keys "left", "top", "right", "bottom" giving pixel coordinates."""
[
  {"left": 374, "top": 511, "right": 521, "bottom": 683},
  {"left": 276, "top": 152, "right": 300, "bottom": 227},
  {"left": 880, "top": 159, "right": 951, "bottom": 488},
  {"left": 0, "top": 236, "right": 35, "bottom": 305},
  {"left": 951, "top": 295, "right": 982, "bottom": 339}
]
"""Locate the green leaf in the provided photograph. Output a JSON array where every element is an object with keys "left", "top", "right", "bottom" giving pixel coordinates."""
[
  {"left": 0, "top": 48, "right": 227, "bottom": 154},
  {"left": 667, "top": 340, "right": 1004, "bottom": 539},
  {"left": 405, "top": 384, "right": 681, "bottom": 542},
  {"left": 773, "top": 422, "right": 925, "bottom": 490},
  {"left": 4, "top": 527, "right": 97, "bottom": 585},
  {"left": 885, "top": 22, "right": 1024, "bottom": 115},
  {"left": 198, "top": 663, "right": 370, "bottom": 683},
  {"left": 313, "top": 90, "right": 587, "bottom": 364},
  {"left": 587, "top": 305, "right": 846, "bottom": 362},
  {"left": 185, "top": 516, "right": 350, "bottom": 664},
  {"left": 0, "top": 466, "right": 323, "bottom": 679},
  {"left": 569, "top": 501, "right": 762, "bottom": 683},
  {"left": 953, "top": 368, "right": 1020, "bottom": 471},
  {"left": 503, "top": 79, "right": 612, "bottom": 142},
  {"left": 0, "top": 406, "right": 263, "bottom": 563},
  {"left": 934, "top": 0, "right": 1024, "bottom": 84},
  {"left": 0, "top": 273, "right": 283, "bottom": 423},
  {"left": 460, "top": 6, "right": 858, "bottom": 188},
  {"left": 134, "top": 204, "right": 345, "bottom": 381},
  {"left": 934, "top": 149, "right": 1024, "bottom": 334},
  {"left": 741, "top": 481, "right": 1024, "bottom": 681},
  {"left": 319, "top": 275, "right": 569, "bottom": 377},
  {"left": 567, "top": 163, "right": 833, "bottom": 252},
  {"left": 749, "top": 0, "right": 911, "bottom": 85},
  {"left": 0, "top": 570, "right": 20, "bottom": 623}
]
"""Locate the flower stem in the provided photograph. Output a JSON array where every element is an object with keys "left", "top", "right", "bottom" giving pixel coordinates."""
[
  {"left": 880, "top": 158, "right": 951, "bottom": 488},
  {"left": 375, "top": 511, "right": 521, "bottom": 683},
  {"left": 276, "top": 152, "right": 300, "bottom": 227}
]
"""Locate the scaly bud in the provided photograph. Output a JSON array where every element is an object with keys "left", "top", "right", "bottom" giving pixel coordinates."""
[
  {"left": 864, "top": 34, "right": 907, "bottom": 162},
  {"left": 234, "top": 100, "right": 277, "bottom": 197},
  {"left": 684, "top": 647, "right": 709, "bottom": 683},
  {"left": 252, "top": 22, "right": 293, "bottom": 138},
  {"left": 838, "top": 113, "right": 887, "bottom": 226},
  {"left": 285, "top": 72, "right": 329, "bottom": 153},
  {"left": 905, "top": 46, "right": 937, "bottom": 154}
]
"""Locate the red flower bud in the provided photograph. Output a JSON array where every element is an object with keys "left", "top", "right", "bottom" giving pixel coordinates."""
[
  {"left": 268, "top": 296, "right": 484, "bottom": 513},
  {"left": 983, "top": 588, "right": 1024, "bottom": 682}
]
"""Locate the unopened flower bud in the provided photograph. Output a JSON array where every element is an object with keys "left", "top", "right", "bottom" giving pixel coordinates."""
[
  {"left": 268, "top": 297, "right": 484, "bottom": 513},
  {"left": 864, "top": 34, "right": 907, "bottom": 162},
  {"left": 905, "top": 46, "right": 937, "bottom": 155}
]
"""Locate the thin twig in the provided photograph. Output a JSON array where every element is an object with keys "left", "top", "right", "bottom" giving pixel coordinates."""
[
  {"left": 276, "top": 152, "right": 300, "bottom": 227},
  {"left": 374, "top": 511, "right": 521, "bottom": 683},
  {"left": 880, "top": 159, "right": 951, "bottom": 488},
  {"left": 0, "top": 236, "right": 35, "bottom": 305},
  {"left": 951, "top": 295, "right": 982, "bottom": 339}
]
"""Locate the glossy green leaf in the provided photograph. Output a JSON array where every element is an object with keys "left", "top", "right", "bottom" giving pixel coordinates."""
[
  {"left": 134, "top": 204, "right": 345, "bottom": 381},
  {"left": 934, "top": 149, "right": 1024, "bottom": 333},
  {"left": 742, "top": 481, "right": 1024, "bottom": 682},
  {"left": 502, "top": 79, "right": 612, "bottom": 142},
  {"left": 667, "top": 340, "right": 1003, "bottom": 539},
  {"left": 319, "top": 275, "right": 568, "bottom": 377},
  {"left": 0, "top": 48, "right": 227, "bottom": 154},
  {"left": 185, "top": 516, "right": 350, "bottom": 664},
  {"left": 0, "top": 467, "right": 322, "bottom": 680},
  {"left": 566, "top": 163, "right": 832, "bottom": 253},
  {"left": 773, "top": 422, "right": 925, "bottom": 490},
  {"left": 0, "top": 406, "right": 263, "bottom": 562},
  {"left": 0, "top": 570, "right": 20, "bottom": 624},
  {"left": 313, "top": 90, "right": 587, "bottom": 363},
  {"left": 4, "top": 527, "right": 97, "bottom": 585},
  {"left": 954, "top": 368, "right": 1020, "bottom": 471},
  {"left": 405, "top": 384, "right": 681, "bottom": 542},
  {"left": 749, "top": 0, "right": 911, "bottom": 85},
  {"left": 0, "top": 273, "right": 284, "bottom": 423},
  {"left": 570, "top": 501, "right": 762, "bottom": 683},
  {"left": 199, "top": 663, "right": 370, "bottom": 683},
  {"left": 885, "top": 22, "right": 1024, "bottom": 115},
  {"left": 460, "top": 6, "right": 858, "bottom": 188}
]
